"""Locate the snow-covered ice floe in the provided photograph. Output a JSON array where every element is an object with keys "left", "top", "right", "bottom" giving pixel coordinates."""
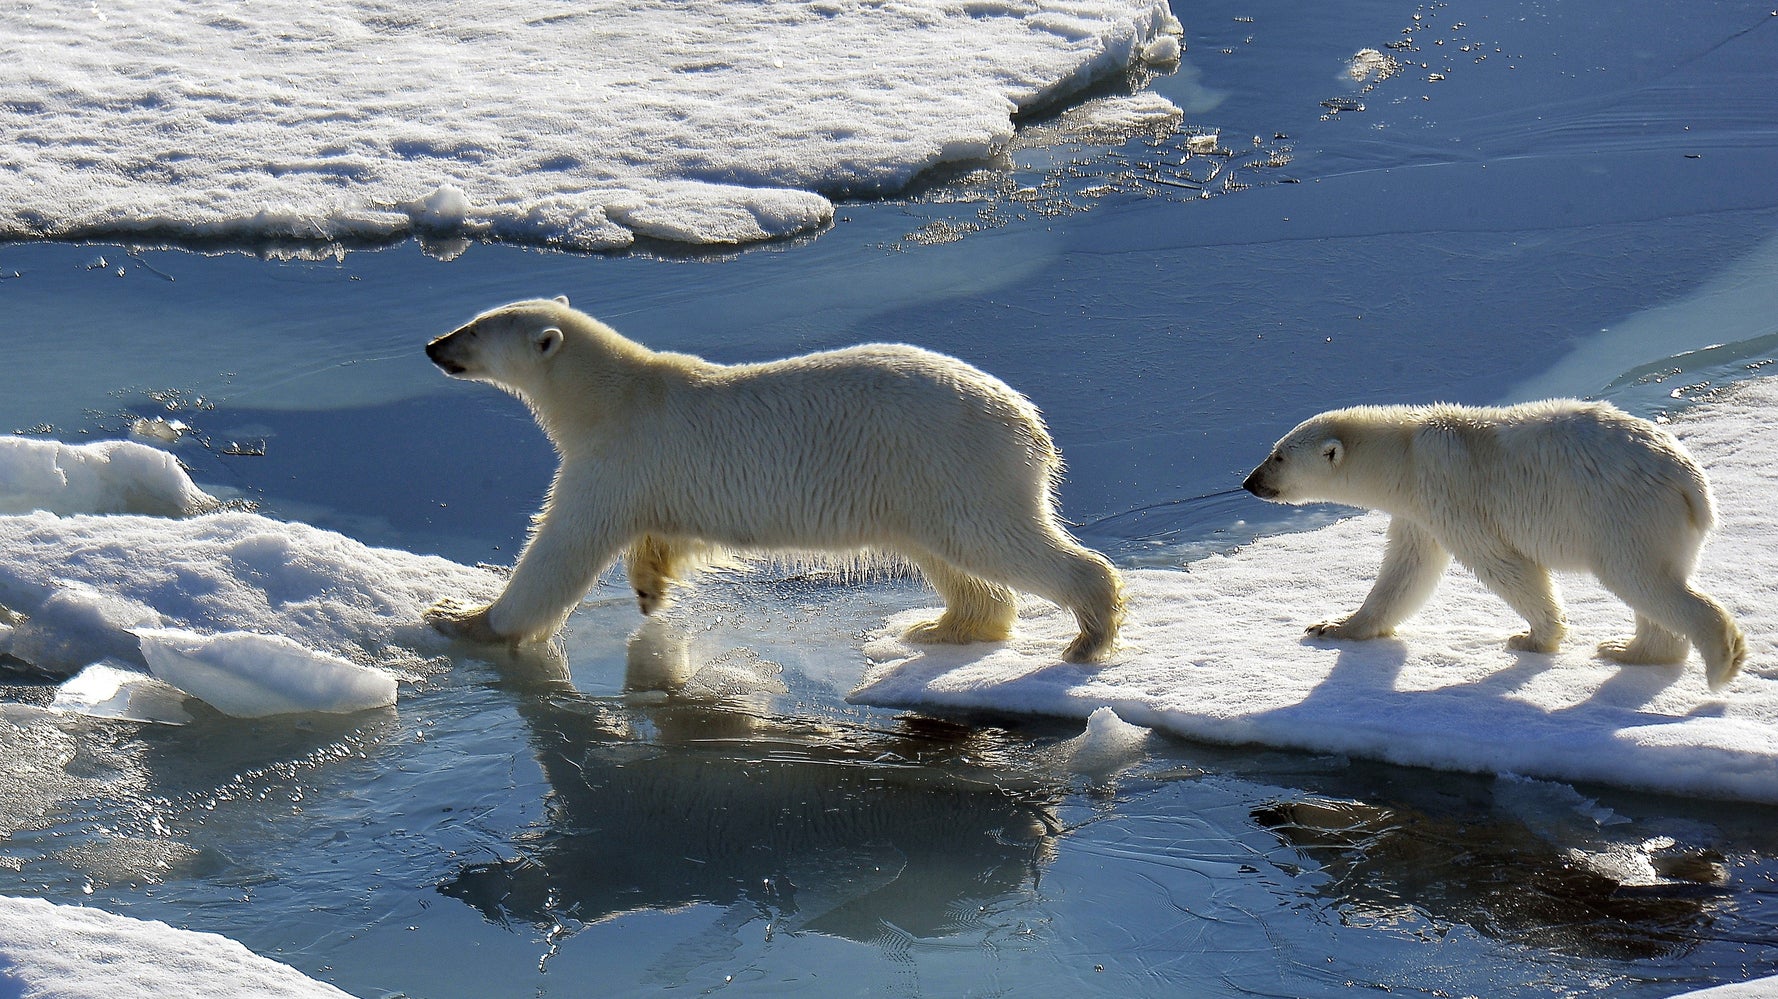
[
  {"left": 0, "top": 895, "right": 352, "bottom": 999},
  {"left": 855, "top": 375, "right": 1778, "bottom": 804},
  {"left": 1, "top": 0, "right": 1183, "bottom": 252},
  {"left": 0, "top": 437, "right": 217, "bottom": 518},
  {"left": 0, "top": 436, "right": 501, "bottom": 717},
  {"left": 0, "top": 509, "right": 500, "bottom": 717}
]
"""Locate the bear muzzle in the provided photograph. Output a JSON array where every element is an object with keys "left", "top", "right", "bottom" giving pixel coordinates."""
[
  {"left": 1242, "top": 469, "right": 1281, "bottom": 501},
  {"left": 426, "top": 329, "right": 471, "bottom": 376}
]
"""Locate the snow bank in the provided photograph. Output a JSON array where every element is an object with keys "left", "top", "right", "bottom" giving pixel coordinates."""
[
  {"left": 0, "top": 895, "right": 351, "bottom": 999},
  {"left": 0, "top": 509, "right": 501, "bottom": 716},
  {"left": 0, "top": 511, "right": 499, "bottom": 671},
  {"left": 1, "top": 0, "right": 1181, "bottom": 252},
  {"left": 854, "top": 376, "right": 1778, "bottom": 804},
  {"left": 0, "top": 437, "right": 217, "bottom": 518}
]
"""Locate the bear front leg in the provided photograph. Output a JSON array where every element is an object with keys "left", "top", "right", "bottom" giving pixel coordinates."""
[
  {"left": 1308, "top": 517, "right": 1450, "bottom": 640},
  {"left": 424, "top": 597, "right": 505, "bottom": 643},
  {"left": 433, "top": 470, "right": 629, "bottom": 645}
]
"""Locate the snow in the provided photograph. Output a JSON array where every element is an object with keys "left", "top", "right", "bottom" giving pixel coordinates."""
[
  {"left": 0, "top": 493, "right": 500, "bottom": 717},
  {"left": 0, "top": 438, "right": 217, "bottom": 518},
  {"left": 1674, "top": 977, "right": 1778, "bottom": 998},
  {"left": 0, "top": 509, "right": 500, "bottom": 677},
  {"left": 0, "top": 895, "right": 350, "bottom": 999},
  {"left": 853, "top": 375, "right": 1778, "bottom": 804},
  {"left": 0, "top": 0, "right": 1181, "bottom": 252}
]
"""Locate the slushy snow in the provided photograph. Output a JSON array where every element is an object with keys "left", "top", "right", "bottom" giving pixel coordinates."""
[
  {"left": 0, "top": 0, "right": 1182, "bottom": 252},
  {"left": 854, "top": 375, "right": 1778, "bottom": 804},
  {"left": 0, "top": 895, "right": 351, "bottom": 999}
]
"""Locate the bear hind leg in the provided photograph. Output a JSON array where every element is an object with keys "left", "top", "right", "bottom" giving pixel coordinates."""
[
  {"left": 625, "top": 535, "right": 718, "bottom": 616},
  {"left": 1597, "top": 564, "right": 1746, "bottom": 690},
  {"left": 904, "top": 556, "right": 1018, "bottom": 646},
  {"left": 934, "top": 526, "right": 1124, "bottom": 664},
  {"left": 1597, "top": 614, "right": 1691, "bottom": 665}
]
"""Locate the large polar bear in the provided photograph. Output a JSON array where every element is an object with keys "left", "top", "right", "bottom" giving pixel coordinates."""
[
  {"left": 423, "top": 297, "right": 1125, "bottom": 662},
  {"left": 1242, "top": 400, "right": 1746, "bottom": 690}
]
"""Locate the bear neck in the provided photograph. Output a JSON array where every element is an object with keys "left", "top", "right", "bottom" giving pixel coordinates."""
[
  {"left": 1328, "top": 423, "right": 1421, "bottom": 515},
  {"left": 525, "top": 324, "right": 707, "bottom": 457}
]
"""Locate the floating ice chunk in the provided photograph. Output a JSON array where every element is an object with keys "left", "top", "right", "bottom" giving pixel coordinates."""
[
  {"left": 604, "top": 181, "right": 835, "bottom": 245},
  {"left": 1055, "top": 706, "right": 1152, "bottom": 775},
  {"left": 1061, "top": 93, "right": 1183, "bottom": 136},
  {"left": 5, "top": 584, "right": 163, "bottom": 677},
  {"left": 52, "top": 661, "right": 193, "bottom": 725},
  {"left": 136, "top": 628, "right": 398, "bottom": 718},
  {"left": 0, "top": 436, "right": 218, "bottom": 517},
  {"left": 1, "top": 0, "right": 1178, "bottom": 251},
  {"left": 1347, "top": 47, "right": 1400, "bottom": 83},
  {"left": 0, "top": 894, "right": 353, "bottom": 998},
  {"left": 1184, "top": 132, "right": 1222, "bottom": 154}
]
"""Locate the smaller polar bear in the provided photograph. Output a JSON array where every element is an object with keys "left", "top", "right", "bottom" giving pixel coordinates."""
[
  {"left": 1242, "top": 400, "right": 1746, "bottom": 690},
  {"left": 423, "top": 297, "right": 1124, "bottom": 662}
]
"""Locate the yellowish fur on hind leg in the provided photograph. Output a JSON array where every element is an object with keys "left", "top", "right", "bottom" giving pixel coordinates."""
[
  {"left": 905, "top": 560, "right": 1018, "bottom": 645},
  {"left": 625, "top": 535, "right": 678, "bottom": 616},
  {"left": 903, "top": 611, "right": 1015, "bottom": 646}
]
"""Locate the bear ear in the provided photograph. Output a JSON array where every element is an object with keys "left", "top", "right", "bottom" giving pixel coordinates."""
[
  {"left": 1320, "top": 438, "right": 1345, "bottom": 466},
  {"left": 553, "top": 294, "right": 570, "bottom": 306},
  {"left": 534, "top": 327, "right": 564, "bottom": 358}
]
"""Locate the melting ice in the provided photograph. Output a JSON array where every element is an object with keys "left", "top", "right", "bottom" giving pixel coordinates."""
[{"left": 0, "top": 0, "right": 1183, "bottom": 252}]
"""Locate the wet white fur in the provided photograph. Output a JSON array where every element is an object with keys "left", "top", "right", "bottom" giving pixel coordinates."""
[
  {"left": 424, "top": 297, "right": 1124, "bottom": 662},
  {"left": 1244, "top": 400, "right": 1746, "bottom": 690}
]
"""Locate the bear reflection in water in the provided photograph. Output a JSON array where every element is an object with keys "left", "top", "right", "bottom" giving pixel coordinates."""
[{"left": 439, "top": 620, "right": 1064, "bottom": 942}]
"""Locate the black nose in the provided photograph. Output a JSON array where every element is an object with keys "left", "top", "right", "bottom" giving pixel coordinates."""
[
  {"left": 425, "top": 338, "right": 444, "bottom": 361},
  {"left": 1242, "top": 470, "right": 1276, "bottom": 499}
]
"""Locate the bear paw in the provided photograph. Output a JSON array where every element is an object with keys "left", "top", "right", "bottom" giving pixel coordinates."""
[
  {"left": 1596, "top": 634, "right": 1689, "bottom": 666},
  {"left": 1061, "top": 629, "right": 1117, "bottom": 664},
  {"left": 1304, "top": 617, "right": 1390, "bottom": 641},
  {"left": 902, "top": 616, "right": 1011, "bottom": 646},
  {"left": 1506, "top": 630, "right": 1561, "bottom": 654},
  {"left": 634, "top": 586, "right": 674, "bottom": 617},
  {"left": 424, "top": 599, "right": 505, "bottom": 644}
]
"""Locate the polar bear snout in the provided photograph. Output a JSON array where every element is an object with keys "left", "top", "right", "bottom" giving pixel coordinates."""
[
  {"left": 1242, "top": 469, "right": 1281, "bottom": 501},
  {"left": 426, "top": 327, "right": 474, "bottom": 377}
]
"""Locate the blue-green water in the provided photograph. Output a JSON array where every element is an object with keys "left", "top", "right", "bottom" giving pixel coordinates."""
[{"left": 3, "top": 0, "right": 1778, "bottom": 995}]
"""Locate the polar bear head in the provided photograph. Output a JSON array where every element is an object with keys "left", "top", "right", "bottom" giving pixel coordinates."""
[
  {"left": 426, "top": 296, "right": 574, "bottom": 394},
  {"left": 1245, "top": 405, "right": 1426, "bottom": 509}
]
